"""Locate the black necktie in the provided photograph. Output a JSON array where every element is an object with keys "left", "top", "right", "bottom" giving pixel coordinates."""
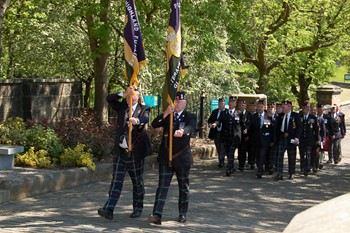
[{"left": 284, "top": 115, "right": 288, "bottom": 132}]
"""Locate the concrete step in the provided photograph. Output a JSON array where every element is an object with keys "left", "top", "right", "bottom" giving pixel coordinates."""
[{"left": 0, "top": 189, "right": 10, "bottom": 203}]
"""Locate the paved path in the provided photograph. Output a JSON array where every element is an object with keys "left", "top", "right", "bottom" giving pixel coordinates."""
[{"left": 0, "top": 139, "right": 349, "bottom": 232}]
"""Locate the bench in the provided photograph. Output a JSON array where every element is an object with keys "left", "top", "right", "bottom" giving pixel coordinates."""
[{"left": 0, "top": 145, "right": 24, "bottom": 170}]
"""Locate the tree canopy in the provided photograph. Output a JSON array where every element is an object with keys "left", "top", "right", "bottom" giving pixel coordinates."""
[{"left": 0, "top": 0, "right": 349, "bottom": 120}]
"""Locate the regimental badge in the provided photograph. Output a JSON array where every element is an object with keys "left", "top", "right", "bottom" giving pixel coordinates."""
[{"left": 292, "top": 118, "right": 296, "bottom": 129}]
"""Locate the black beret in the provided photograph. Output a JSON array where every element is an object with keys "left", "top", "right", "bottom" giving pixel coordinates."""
[
  {"left": 302, "top": 100, "right": 310, "bottom": 107},
  {"left": 316, "top": 103, "right": 323, "bottom": 108},
  {"left": 229, "top": 96, "right": 237, "bottom": 101},
  {"left": 268, "top": 101, "right": 276, "bottom": 107},
  {"left": 218, "top": 97, "right": 225, "bottom": 102},
  {"left": 282, "top": 100, "right": 292, "bottom": 105},
  {"left": 175, "top": 91, "right": 186, "bottom": 100}
]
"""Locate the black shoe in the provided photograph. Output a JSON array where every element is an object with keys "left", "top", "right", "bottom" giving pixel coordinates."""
[
  {"left": 130, "top": 211, "right": 142, "bottom": 218},
  {"left": 250, "top": 165, "right": 255, "bottom": 170},
  {"left": 268, "top": 170, "right": 274, "bottom": 175},
  {"left": 326, "top": 160, "right": 333, "bottom": 163},
  {"left": 98, "top": 208, "right": 113, "bottom": 220},
  {"left": 304, "top": 171, "right": 308, "bottom": 177},
  {"left": 239, "top": 167, "right": 244, "bottom": 172},
  {"left": 275, "top": 174, "right": 283, "bottom": 180},
  {"left": 148, "top": 214, "right": 161, "bottom": 225},
  {"left": 177, "top": 214, "right": 187, "bottom": 223},
  {"left": 218, "top": 163, "right": 223, "bottom": 168},
  {"left": 257, "top": 174, "right": 262, "bottom": 179},
  {"left": 318, "top": 164, "right": 324, "bottom": 169},
  {"left": 289, "top": 174, "right": 295, "bottom": 180},
  {"left": 226, "top": 168, "right": 235, "bottom": 176}
]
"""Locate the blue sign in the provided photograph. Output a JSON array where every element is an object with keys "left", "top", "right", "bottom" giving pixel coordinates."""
[
  {"left": 144, "top": 95, "right": 159, "bottom": 107},
  {"left": 210, "top": 98, "right": 228, "bottom": 112}
]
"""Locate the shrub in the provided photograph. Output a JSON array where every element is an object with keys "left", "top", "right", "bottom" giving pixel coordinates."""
[
  {"left": 24, "top": 124, "right": 64, "bottom": 160},
  {"left": 0, "top": 117, "right": 27, "bottom": 145},
  {"left": 54, "top": 110, "right": 115, "bottom": 161},
  {"left": 15, "top": 147, "right": 51, "bottom": 168},
  {"left": 60, "top": 144, "right": 96, "bottom": 171}
]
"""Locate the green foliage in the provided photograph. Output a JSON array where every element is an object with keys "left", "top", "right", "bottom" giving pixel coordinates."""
[
  {"left": 15, "top": 147, "right": 51, "bottom": 168},
  {"left": 24, "top": 125, "right": 64, "bottom": 159},
  {"left": 0, "top": 117, "right": 27, "bottom": 145},
  {"left": 60, "top": 144, "right": 96, "bottom": 171},
  {"left": 54, "top": 110, "right": 115, "bottom": 161}
]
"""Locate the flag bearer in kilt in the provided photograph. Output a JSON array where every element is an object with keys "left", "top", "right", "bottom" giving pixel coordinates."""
[
  {"left": 98, "top": 87, "right": 152, "bottom": 220},
  {"left": 249, "top": 100, "right": 274, "bottom": 178},
  {"left": 299, "top": 101, "right": 319, "bottom": 177},
  {"left": 148, "top": 91, "right": 196, "bottom": 225},
  {"left": 218, "top": 96, "right": 244, "bottom": 176},
  {"left": 275, "top": 100, "right": 301, "bottom": 180}
]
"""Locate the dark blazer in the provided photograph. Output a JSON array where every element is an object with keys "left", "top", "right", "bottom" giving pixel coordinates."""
[
  {"left": 249, "top": 111, "right": 274, "bottom": 147},
  {"left": 299, "top": 114, "right": 319, "bottom": 146},
  {"left": 316, "top": 114, "right": 327, "bottom": 142},
  {"left": 240, "top": 110, "right": 252, "bottom": 139},
  {"left": 106, "top": 93, "right": 152, "bottom": 160},
  {"left": 207, "top": 108, "right": 225, "bottom": 140},
  {"left": 152, "top": 110, "right": 196, "bottom": 168},
  {"left": 276, "top": 111, "right": 302, "bottom": 142},
  {"left": 218, "top": 108, "right": 244, "bottom": 146},
  {"left": 328, "top": 112, "right": 346, "bottom": 139}
]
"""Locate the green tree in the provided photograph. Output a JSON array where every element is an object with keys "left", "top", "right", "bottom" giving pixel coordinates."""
[{"left": 226, "top": 0, "right": 350, "bottom": 98}]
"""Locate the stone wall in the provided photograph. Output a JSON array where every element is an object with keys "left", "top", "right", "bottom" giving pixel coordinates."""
[{"left": 0, "top": 79, "right": 82, "bottom": 124}]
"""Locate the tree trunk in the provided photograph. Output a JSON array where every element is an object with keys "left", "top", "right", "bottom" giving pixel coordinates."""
[
  {"left": 85, "top": 0, "right": 110, "bottom": 124},
  {"left": 0, "top": 0, "right": 10, "bottom": 72},
  {"left": 93, "top": 57, "right": 108, "bottom": 123},
  {"left": 297, "top": 73, "right": 312, "bottom": 106},
  {"left": 83, "top": 74, "right": 93, "bottom": 109}
]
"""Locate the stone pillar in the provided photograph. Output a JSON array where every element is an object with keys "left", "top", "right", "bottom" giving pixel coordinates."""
[{"left": 316, "top": 85, "right": 342, "bottom": 106}]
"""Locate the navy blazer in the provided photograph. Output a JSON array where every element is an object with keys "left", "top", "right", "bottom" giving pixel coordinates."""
[
  {"left": 249, "top": 111, "right": 274, "bottom": 147},
  {"left": 218, "top": 109, "right": 244, "bottom": 146},
  {"left": 152, "top": 110, "right": 196, "bottom": 168},
  {"left": 207, "top": 108, "right": 225, "bottom": 140},
  {"left": 106, "top": 93, "right": 152, "bottom": 160},
  {"left": 276, "top": 111, "right": 302, "bottom": 142},
  {"left": 299, "top": 114, "right": 319, "bottom": 146}
]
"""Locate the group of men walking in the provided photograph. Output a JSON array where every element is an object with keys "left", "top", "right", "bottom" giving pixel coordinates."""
[{"left": 208, "top": 96, "right": 346, "bottom": 180}]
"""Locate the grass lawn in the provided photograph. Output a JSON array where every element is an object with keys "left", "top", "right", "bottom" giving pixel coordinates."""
[
  {"left": 332, "top": 65, "right": 349, "bottom": 82},
  {"left": 331, "top": 65, "right": 350, "bottom": 102}
]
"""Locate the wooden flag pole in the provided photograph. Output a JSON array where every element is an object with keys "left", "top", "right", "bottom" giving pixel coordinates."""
[
  {"left": 169, "top": 111, "right": 174, "bottom": 167},
  {"left": 128, "top": 93, "right": 133, "bottom": 154}
]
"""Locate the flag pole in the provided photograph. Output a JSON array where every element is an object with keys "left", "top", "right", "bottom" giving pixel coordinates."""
[
  {"left": 169, "top": 111, "right": 174, "bottom": 167},
  {"left": 128, "top": 92, "right": 133, "bottom": 153}
]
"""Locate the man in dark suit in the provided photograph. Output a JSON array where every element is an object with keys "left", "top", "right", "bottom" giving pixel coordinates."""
[
  {"left": 267, "top": 101, "right": 280, "bottom": 174},
  {"left": 98, "top": 87, "right": 152, "bottom": 220},
  {"left": 237, "top": 99, "right": 252, "bottom": 171},
  {"left": 249, "top": 100, "right": 274, "bottom": 178},
  {"left": 275, "top": 100, "right": 301, "bottom": 180},
  {"left": 218, "top": 96, "right": 244, "bottom": 176},
  {"left": 148, "top": 91, "right": 196, "bottom": 225},
  {"left": 312, "top": 104, "right": 327, "bottom": 171},
  {"left": 328, "top": 105, "right": 346, "bottom": 164},
  {"left": 299, "top": 101, "right": 319, "bottom": 177},
  {"left": 208, "top": 98, "right": 226, "bottom": 168}
]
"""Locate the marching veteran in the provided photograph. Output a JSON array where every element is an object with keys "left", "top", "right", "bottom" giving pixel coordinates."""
[{"left": 148, "top": 91, "right": 196, "bottom": 225}]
